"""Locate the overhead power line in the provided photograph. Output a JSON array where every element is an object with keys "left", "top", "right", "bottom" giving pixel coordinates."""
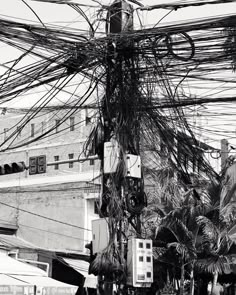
[
  {"left": 0, "top": 201, "right": 91, "bottom": 231},
  {"left": 30, "top": 0, "right": 99, "bottom": 8},
  {"left": 139, "top": 0, "right": 236, "bottom": 11}
]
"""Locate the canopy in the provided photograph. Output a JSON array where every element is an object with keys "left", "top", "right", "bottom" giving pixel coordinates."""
[
  {"left": 0, "top": 274, "right": 34, "bottom": 295},
  {"left": 11, "top": 275, "right": 78, "bottom": 295},
  {"left": 0, "top": 253, "right": 78, "bottom": 295},
  {"left": 0, "top": 252, "right": 46, "bottom": 276},
  {"left": 62, "top": 258, "right": 97, "bottom": 288},
  {"left": 84, "top": 276, "right": 97, "bottom": 289},
  {"left": 0, "top": 273, "right": 33, "bottom": 285}
]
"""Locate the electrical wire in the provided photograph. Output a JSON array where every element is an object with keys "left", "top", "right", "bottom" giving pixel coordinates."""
[{"left": 0, "top": 201, "right": 91, "bottom": 231}]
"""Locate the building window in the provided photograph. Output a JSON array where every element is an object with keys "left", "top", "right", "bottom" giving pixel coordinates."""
[
  {"left": 90, "top": 159, "right": 95, "bottom": 166},
  {"left": 31, "top": 124, "right": 35, "bottom": 137},
  {"left": 70, "top": 117, "right": 75, "bottom": 131},
  {"left": 3, "top": 128, "right": 8, "bottom": 141},
  {"left": 54, "top": 155, "right": 59, "bottom": 170},
  {"left": 68, "top": 153, "right": 74, "bottom": 168},
  {"left": 55, "top": 120, "right": 60, "bottom": 133}
]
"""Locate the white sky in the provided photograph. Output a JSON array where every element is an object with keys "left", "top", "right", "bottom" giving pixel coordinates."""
[{"left": 0, "top": 1, "right": 235, "bottom": 26}]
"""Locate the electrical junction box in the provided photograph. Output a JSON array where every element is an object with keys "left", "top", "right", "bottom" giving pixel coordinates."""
[
  {"left": 126, "top": 154, "right": 141, "bottom": 178},
  {"left": 104, "top": 141, "right": 120, "bottom": 174},
  {"left": 127, "top": 238, "right": 153, "bottom": 287},
  {"left": 92, "top": 218, "right": 109, "bottom": 254}
]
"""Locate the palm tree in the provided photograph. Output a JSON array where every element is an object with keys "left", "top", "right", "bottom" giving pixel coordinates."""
[
  {"left": 143, "top": 158, "right": 236, "bottom": 295},
  {"left": 157, "top": 216, "right": 197, "bottom": 295},
  {"left": 195, "top": 180, "right": 236, "bottom": 295},
  {"left": 146, "top": 186, "right": 206, "bottom": 295},
  {"left": 153, "top": 178, "right": 236, "bottom": 295}
]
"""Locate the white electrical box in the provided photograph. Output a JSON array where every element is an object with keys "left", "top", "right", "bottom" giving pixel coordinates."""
[
  {"left": 126, "top": 154, "right": 141, "bottom": 178},
  {"left": 104, "top": 141, "right": 120, "bottom": 174},
  {"left": 92, "top": 218, "right": 109, "bottom": 254},
  {"left": 127, "top": 238, "right": 153, "bottom": 287}
]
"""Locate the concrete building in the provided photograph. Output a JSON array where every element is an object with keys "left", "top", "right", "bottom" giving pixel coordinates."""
[{"left": 0, "top": 108, "right": 100, "bottom": 288}]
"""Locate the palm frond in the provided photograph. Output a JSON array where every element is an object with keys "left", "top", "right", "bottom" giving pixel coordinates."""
[
  {"left": 221, "top": 183, "right": 236, "bottom": 210},
  {"left": 206, "top": 180, "right": 222, "bottom": 207},
  {"left": 220, "top": 203, "right": 236, "bottom": 223},
  {"left": 143, "top": 204, "right": 166, "bottom": 219},
  {"left": 159, "top": 217, "right": 195, "bottom": 252},
  {"left": 217, "top": 235, "right": 234, "bottom": 256},
  {"left": 153, "top": 247, "right": 167, "bottom": 260},
  {"left": 196, "top": 255, "right": 233, "bottom": 275},
  {"left": 196, "top": 216, "right": 218, "bottom": 243},
  {"left": 167, "top": 242, "right": 196, "bottom": 261}
]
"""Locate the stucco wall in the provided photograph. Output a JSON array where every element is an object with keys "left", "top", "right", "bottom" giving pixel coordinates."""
[{"left": 0, "top": 182, "right": 99, "bottom": 253}]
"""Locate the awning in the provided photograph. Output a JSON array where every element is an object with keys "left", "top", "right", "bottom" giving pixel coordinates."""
[
  {"left": 84, "top": 276, "right": 97, "bottom": 289},
  {"left": 0, "top": 234, "right": 38, "bottom": 250},
  {"left": 0, "top": 252, "right": 46, "bottom": 276},
  {"left": 0, "top": 273, "right": 32, "bottom": 285},
  {"left": 0, "top": 253, "right": 78, "bottom": 294},
  {"left": 62, "top": 258, "right": 97, "bottom": 288},
  {"left": 11, "top": 275, "right": 78, "bottom": 295},
  {"left": 63, "top": 258, "right": 89, "bottom": 277},
  {"left": 0, "top": 274, "right": 34, "bottom": 295}
]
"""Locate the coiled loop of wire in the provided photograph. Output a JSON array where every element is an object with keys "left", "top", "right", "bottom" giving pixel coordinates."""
[{"left": 142, "top": 32, "right": 195, "bottom": 61}]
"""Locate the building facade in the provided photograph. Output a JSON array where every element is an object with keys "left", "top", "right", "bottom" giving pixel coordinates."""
[{"left": 0, "top": 108, "right": 100, "bottom": 286}]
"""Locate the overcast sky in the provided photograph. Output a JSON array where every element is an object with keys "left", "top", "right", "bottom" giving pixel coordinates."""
[{"left": 2, "top": 1, "right": 236, "bottom": 28}]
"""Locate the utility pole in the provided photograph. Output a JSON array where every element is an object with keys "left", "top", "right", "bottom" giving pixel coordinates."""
[
  {"left": 101, "top": 0, "right": 134, "bottom": 215},
  {"left": 85, "top": 1, "right": 152, "bottom": 294},
  {"left": 93, "top": 1, "right": 150, "bottom": 294},
  {"left": 99, "top": 2, "right": 135, "bottom": 295}
]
